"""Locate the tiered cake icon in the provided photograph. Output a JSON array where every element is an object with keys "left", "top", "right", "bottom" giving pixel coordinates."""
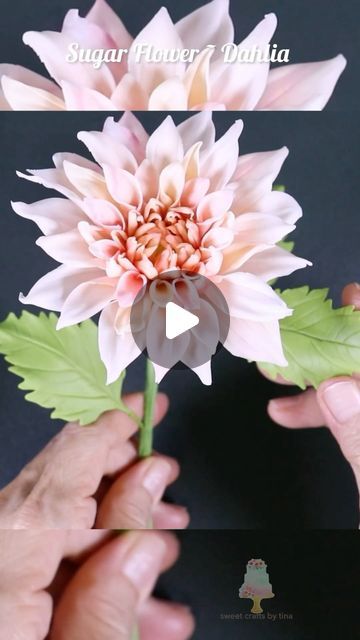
[{"left": 239, "top": 559, "right": 275, "bottom": 613}]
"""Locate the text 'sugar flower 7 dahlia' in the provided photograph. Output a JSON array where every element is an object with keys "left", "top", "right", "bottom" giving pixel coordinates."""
[
  {"left": 0, "top": 0, "right": 346, "bottom": 111},
  {"left": 14, "top": 112, "right": 310, "bottom": 385}
]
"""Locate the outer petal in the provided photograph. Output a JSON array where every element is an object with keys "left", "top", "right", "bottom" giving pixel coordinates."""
[
  {"left": 0, "top": 63, "right": 62, "bottom": 110},
  {"left": 176, "top": 0, "right": 234, "bottom": 60},
  {"left": 234, "top": 212, "right": 294, "bottom": 245},
  {"left": 191, "top": 360, "right": 212, "bottom": 385},
  {"left": 99, "top": 303, "right": 142, "bottom": 384},
  {"left": 200, "top": 120, "right": 243, "bottom": 190},
  {"left": 225, "top": 316, "right": 287, "bottom": 366},
  {"left": 1, "top": 76, "right": 65, "bottom": 110},
  {"left": 210, "top": 13, "right": 277, "bottom": 109},
  {"left": 36, "top": 228, "right": 97, "bottom": 266},
  {"left": 217, "top": 272, "right": 292, "bottom": 320},
  {"left": 78, "top": 130, "right": 138, "bottom": 171},
  {"left": 16, "top": 168, "right": 83, "bottom": 206},
  {"left": 230, "top": 147, "right": 289, "bottom": 213},
  {"left": 128, "top": 8, "right": 186, "bottom": 94},
  {"left": 146, "top": 116, "right": 184, "bottom": 173},
  {"left": 19, "top": 265, "right": 104, "bottom": 311},
  {"left": 257, "top": 55, "right": 347, "bottom": 110},
  {"left": 86, "top": 0, "right": 133, "bottom": 49},
  {"left": 23, "top": 30, "right": 115, "bottom": 94},
  {"left": 255, "top": 190, "right": 303, "bottom": 224},
  {"left": 102, "top": 114, "right": 148, "bottom": 164},
  {"left": 111, "top": 73, "right": 148, "bottom": 110},
  {"left": 57, "top": 277, "right": 116, "bottom": 328},
  {"left": 148, "top": 78, "right": 188, "bottom": 110},
  {"left": 240, "top": 245, "right": 311, "bottom": 281},
  {"left": 11, "top": 198, "right": 86, "bottom": 235},
  {"left": 177, "top": 111, "right": 215, "bottom": 152},
  {"left": 62, "top": 81, "right": 116, "bottom": 110}
]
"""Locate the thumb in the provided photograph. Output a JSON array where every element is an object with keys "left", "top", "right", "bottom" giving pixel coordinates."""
[
  {"left": 51, "top": 531, "right": 177, "bottom": 640},
  {"left": 318, "top": 378, "right": 360, "bottom": 494}
]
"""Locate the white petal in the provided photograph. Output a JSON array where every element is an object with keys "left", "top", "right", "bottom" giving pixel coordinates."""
[
  {"left": 62, "top": 81, "right": 116, "bottom": 110},
  {"left": 78, "top": 130, "right": 138, "bottom": 171},
  {"left": 200, "top": 120, "right": 243, "bottom": 190},
  {"left": 148, "top": 78, "right": 188, "bottom": 110},
  {"left": 241, "top": 245, "right": 311, "bottom": 281},
  {"left": 177, "top": 111, "right": 215, "bottom": 152},
  {"left": 146, "top": 115, "right": 184, "bottom": 173},
  {"left": 57, "top": 277, "right": 116, "bottom": 328},
  {"left": 218, "top": 272, "right": 292, "bottom": 320},
  {"left": 19, "top": 265, "right": 104, "bottom": 311},
  {"left": 231, "top": 147, "right": 289, "bottom": 212},
  {"left": 225, "top": 317, "right": 287, "bottom": 366},
  {"left": 234, "top": 212, "right": 294, "bottom": 245},
  {"left": 99, "top": 304, "right": 142, "bottom": 384},
  {"left": 128, "top": 7, "right": 186, "bottom": 94},
  {"left": 1, "top": 76, "right": 65, "bottom": 110},
  {"left": 11, "top": 198, "right": 86, "bottom": 235},
  {"left": 0, "top": 63, "right": 62, "bottom": 110},
  {"left": 176, "top": 0, "right": 234, "bottom": 60},
  {"left": 191, "top": 360, "right": 213, "bottom": 385},
  {"left": 36, "top": 228, "right": 96, "bottom": 266}
]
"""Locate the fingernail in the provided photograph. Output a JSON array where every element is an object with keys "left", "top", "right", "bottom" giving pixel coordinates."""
[
  {"left": 121, "top": 533, "right": 167, "bottom": 599},
  {"left": 322, "top": 381, "right": 360, "bottom": 423},
  {"left": 142, "top": 459, "right": 172, "bottom": 502},
  {"left": 354, "top": 282, "right": 360, "bottom": 290}
]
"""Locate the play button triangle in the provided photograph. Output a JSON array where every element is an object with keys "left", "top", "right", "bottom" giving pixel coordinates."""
[{"left": 165, "top": 302, "right": 199, "bottom": 340}]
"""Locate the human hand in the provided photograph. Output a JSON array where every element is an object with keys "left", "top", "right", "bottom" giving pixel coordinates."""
[
  {"left": 0, "top": 393, "right": 189, "bottom": 529},
  {"left": 0, "top": 529, "right": 195, "bottom": 640},
  {"left": 263, "top": 283, "right": 360, "bottom": 507}
]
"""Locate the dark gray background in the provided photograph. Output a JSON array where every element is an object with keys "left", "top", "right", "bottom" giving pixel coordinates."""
[
  {"left": 0, "top": 0, "right": 358, "bottom": 110},
  {"left": 0, "top": 111, "right": 359, "bottom": 529},
  {"left": 157, "top": 531, "right": 360, "bottom": 639}
]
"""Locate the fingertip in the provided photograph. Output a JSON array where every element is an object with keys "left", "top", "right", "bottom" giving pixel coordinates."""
[{"left": 342, "top": 282, "right": 360, "bottom": 309}]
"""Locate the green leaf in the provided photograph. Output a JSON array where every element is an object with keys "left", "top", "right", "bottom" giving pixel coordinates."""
[
  {"left": 260, "top": 287, "right": 360, "bottom": 389},
  {"left": 277, "top": 240, "right": 295, "bottom": 253},
  {"left": 0, "top": 311, "right": 128, "bottom": 425},
  {"left": 273, "top": 184, "right": 285, "bottom": 192}
]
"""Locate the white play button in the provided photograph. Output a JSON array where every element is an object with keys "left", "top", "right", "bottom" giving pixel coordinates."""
[{"left": 165, "top": 302, "right": 199, "bottom": 340}]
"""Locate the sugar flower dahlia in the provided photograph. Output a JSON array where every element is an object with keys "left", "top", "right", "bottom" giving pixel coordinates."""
[
  {"left": 14, "top": 112, "right": 309, "bottom": 384},
  {"left": 0, "top": 0, "right": 346, "bottom": 111}
]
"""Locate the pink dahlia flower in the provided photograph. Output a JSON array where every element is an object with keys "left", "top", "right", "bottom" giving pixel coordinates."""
[
  {"left": 14, "top": 112, "right": 309, "bottom": 383},
  {"left": 0, "top": 0, "right": 346, "bottom": 111}
]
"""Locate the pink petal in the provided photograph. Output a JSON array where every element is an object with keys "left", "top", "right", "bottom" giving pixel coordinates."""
[
  {"left": 23, "top": 30, "right": 115, "bottom": 94},
  {"left": 36, "top": 228, "right": 96, "bottom": 266},
  {"left": 103, "top": 113, "right": 148, "bottom": 163},
  {"left": 11, "top": 198, "right": 86, "bottom": 235},
  {"left": 218, "top": 272, "right": 292, "bottom": 320},
  {"left": 1, "top": 76, "right": 65, "bottom": 110},
  {"left": 61, "top": 81, "right": 116, "bottom": 110},
  {"left": 231, "top": 147, "right": 289, "bottom": 212},
  {"left": 16, "top": 168, "right": 82, "bottom": 206},
  {"left": 225, "top": 317, "right": 287, "bottom": 366},
  {"left": 146, "top": 116, "right": 184, "bottom": 173},
  {"left": 135, "top": 160, "right": 158, "bottom": 201},
  {"left": 177, "top": 111, "right": 215, "bottom": 152},
  {"left": 128, "top": 7, "right": 186, "bottom": 94},
  {"left": 190, "top": 361, "right": 212, "bottom": 385},
  {"left": 111, "top": 73, "right": 148, "bottom": 110},
  {"left": 176, "top": 0, "right": 234, "bottom": 60},
  {"left": 196, "top": 190, "right": 234, "bottom": 222},
  {"left": 102, "top": 165, "right": 143, "bottom": 207},
  {"left": 257, "top": 54, "right": 347, "bottom": 110},
  {"left": 83, "top": 198, "right": 124, "bottom": 227},
  {"left": 158, "top": 162, "right": 185, "bottom": 206},
  {"left": 256, "top": 190, "right": 302, "bottom": 224},
  {"left": 200, "top": 120, "right": 243, "bottom": 190},
  {"left": 183, "top": 47, "right": 213, "bottom": 109},
  {"left": 181, "top": 177, "right": 210, "bottom": 208},
  {"left": 78, "top": 130, "right": 138, "bottom": 172},
  {"left": 220, "top": 243, "right": 269, "bottom": 274},
  {"left": 116, "top": 271, "right": 146, "bottom": 307},
  {"left": 52, "top": 151, "right": 101, "bottom": 173},
  {"left": 57, "top": 277, "right": 116, "bottom": 328},
  {"left": 86, "top": 0, "right": 133, "bottom": 49},
  {"left": 0, "top": 63, "right": 62, "bottom": 109},
  {"left": 210, "top": 13, "right": 277, "bottom": 109},
  {"left": 241, "top": 245, "right": 311, "bottom": 281},
  {"left": 19, "top": 265, "right": 104, "bottom": 311},
  {"left": 234, "top": 212, "right": 294, "bottom": 244},
  {"left": 63, "top": 160, "right": 109, "bottom": 199},
  {"left": 148, "top": 78, "right": 188, "bottom": 110},
  {"left": 99, "top": 304, "right": 141, "bottom": 384},
  {"left": 152, "top": 363, "right": 170, "bottom": 384}
]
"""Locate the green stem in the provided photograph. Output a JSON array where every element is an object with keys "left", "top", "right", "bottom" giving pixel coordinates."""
[{"left": 138, "top": 359, "right": 158, "bottom": 458}]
